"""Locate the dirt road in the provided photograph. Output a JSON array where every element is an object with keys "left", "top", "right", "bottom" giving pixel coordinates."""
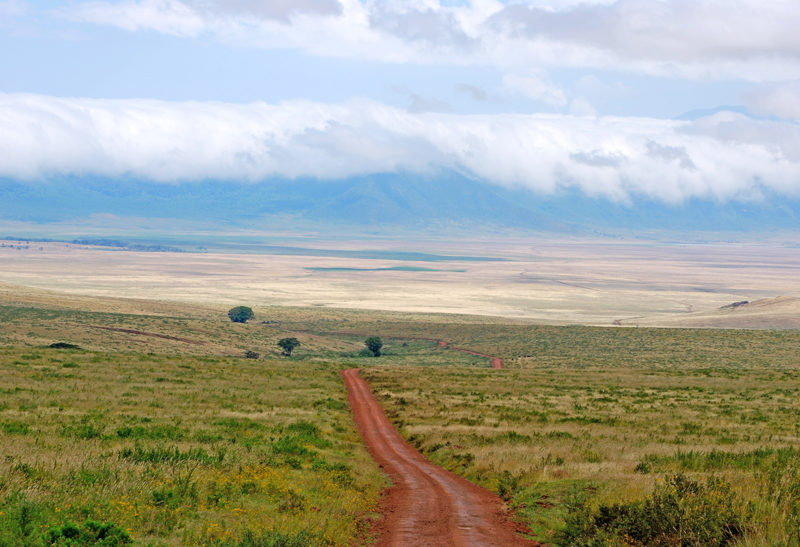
[
  {"left": 85, "top": 325, "right": 206, "bottom": 345},
  {"left": 342, "top": 369, "right": 534, "bottom": 546},
  {"left": 325, "top": 330, "right": 505, "bottom": 368},
  {"left": 440, "top": 343, "right": 503, "bottom": 369}
]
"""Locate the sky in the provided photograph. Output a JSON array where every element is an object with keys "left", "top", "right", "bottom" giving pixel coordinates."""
[{"left": 1, "top": 0, "right": 799, "bottom": 204}]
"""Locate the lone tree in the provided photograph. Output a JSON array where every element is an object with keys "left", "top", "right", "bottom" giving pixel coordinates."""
[
  {"left": 228, "top": 306, "right": 254, "bottom": 323},
  {"left": 364, "top": 336, "right": 383, "bottom": 357},
  {"left": 278, "top": 337, "right": 301, "bottom": 357}
]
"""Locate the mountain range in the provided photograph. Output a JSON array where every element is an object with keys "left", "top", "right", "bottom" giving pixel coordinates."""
[{"left": 1, "top": 174, "right": 798, "bottom": 238}]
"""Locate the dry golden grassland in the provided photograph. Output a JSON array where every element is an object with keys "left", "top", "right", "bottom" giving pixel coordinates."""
[
  {"left": 0, "top": 346, "right": 384, "bottom": 546},
  {"left": 2, "top": 238, "right": 799, "bottom": 326}
]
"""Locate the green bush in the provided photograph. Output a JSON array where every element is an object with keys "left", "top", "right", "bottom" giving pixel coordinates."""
[
  {"left": 364, "top": 336, "right": 383, "bottom": 357},
  {"left": 559, "top": 474, "right": 748, "bottom": 546},
  {"left": 271, "top": 436, "right": 312, "bottom": 457},
  {"left": 277, "top": 338, "right": 300, "bottom": 357},
  {"left": 497, "top": 470, "right": 521, "bottom": 502},
  {"left": 0, "top": 492, "right": 47, "bottom": 544},
  {"left": 48, "top": 342, "right": 81, "bottom": 350},
  {"left": 44, "top": 519, "right": 132, "bottom": 545},
  {"left": 2, "top": 421, "right": 30, "bottom": 435},
  {"left": 227, "top": 306, "right": 254, "bottom": 324}
]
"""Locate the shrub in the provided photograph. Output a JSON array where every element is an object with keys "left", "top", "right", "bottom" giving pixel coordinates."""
[
  {"left": 48, "top": 342, "right": 81, "bottom": 350},
  {"left": 559, "top": 474, "right": 748, "bottom": 546},
  {"left": 2, "top": 421, "right": 30, "bottom": 435},
  {"left": 271, "top": 436, "right": 312, "bottom": 457},
  {"left": 313, "top": 397, "right": 346, "bottom": 411},
  {"left": 0, "top": 492, "right": 46, "bottom": 544},
  {"left": 277, "top": 338, "right": 300, "bottom": 357},
  {"left": 497, "top": 470, "right": 521, "bottom": 502},
  {"left": 44, "top": 519, "right": 132, "bottom": 545},
  {"left": 364, "top": 336, "right": 383, "bottom": 357},
  {"left": 634, "top": 461, "right": 652, "bottom": 474}
]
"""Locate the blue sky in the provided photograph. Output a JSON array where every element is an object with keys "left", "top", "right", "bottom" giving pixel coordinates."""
[{"left": 1, "top": 0, "right": 799, "bottom": 203}]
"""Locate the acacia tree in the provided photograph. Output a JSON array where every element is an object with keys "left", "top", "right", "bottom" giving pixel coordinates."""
[
  {"left": 364, "top": 336, "right": 383, "bottom": 357},
  {"left": 278, "top": 337, "right": 300, "bottom": 357},
  {"left": 228, "top": 306, "right": 254, "bottom": 323}
]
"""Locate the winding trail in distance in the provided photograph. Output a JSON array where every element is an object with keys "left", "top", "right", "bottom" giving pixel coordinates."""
[
  {"left": 436, "top": 340, "right": 504, "bottom": 369},
  {"left": 326, "top": 330, "right": 505, "bottom": 369},
  {"left": 84, "top": 324, "right": 207, "bottom": 345},
  {"left": 342, "top": 368, "right": 535, "bottom": 546}
]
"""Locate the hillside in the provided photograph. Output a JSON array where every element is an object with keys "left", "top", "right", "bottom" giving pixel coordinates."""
[
  {"left": 2, "top": 174, "right": 799, "bottom": 237},
  {"left": 635, "top": 296, "right": 800, "bottom": 329}
]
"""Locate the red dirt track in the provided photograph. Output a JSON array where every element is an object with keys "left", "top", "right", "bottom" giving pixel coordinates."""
[
  {"left": 440, "top": 343, "right": 503, "bottom": 369},
  {"left": 326, "top": 331, "right": 504, "bottom": 368},
  {"left": 342, "top": 368, "right": 534, "bottom": 546}
]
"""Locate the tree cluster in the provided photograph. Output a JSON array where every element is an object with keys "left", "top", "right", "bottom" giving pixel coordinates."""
[{"left": 228, "top": 306, "right": 254, "bottom": 323}]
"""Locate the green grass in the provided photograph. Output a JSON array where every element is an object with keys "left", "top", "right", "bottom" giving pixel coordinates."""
[
  {"left": 0, "top": 347, "right": 384, "bottom": 546},
  {"left": 3, "top": 288, "right": 800, "bottom": 545},
  {"left": 362, "top": 356, "right": 800, "bottom": 544}
]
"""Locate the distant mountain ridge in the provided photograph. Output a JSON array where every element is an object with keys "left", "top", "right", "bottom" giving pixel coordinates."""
[{"left": 1, "top": 174, "right": 798, "bottom": 236}]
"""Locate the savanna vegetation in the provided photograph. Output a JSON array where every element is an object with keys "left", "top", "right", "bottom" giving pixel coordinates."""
[
  {"left": 0, "top": 346, "right": 384, "bottom": 545},
  {"left": 361, "top": 331, "right": 800, "bottom": 545},
  {"left": 2, "top": 284, "right": 800, "bottom": 545}
]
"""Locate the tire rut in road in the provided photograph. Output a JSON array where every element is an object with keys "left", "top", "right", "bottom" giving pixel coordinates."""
[{"left": 342, "top": 368, "right": 535, "bottom": 546}]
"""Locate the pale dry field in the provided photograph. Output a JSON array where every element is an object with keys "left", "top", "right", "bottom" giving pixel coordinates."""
[{"left": 1, "top": 238, "right": 799, "bottom": 325}]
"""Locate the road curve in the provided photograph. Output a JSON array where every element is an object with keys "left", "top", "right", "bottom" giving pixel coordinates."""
[
  {"left": 342, "top": 368, "right": 534, "bottom": 546},
  {"left": 441, "top": 343, "right": 503, "bottom": 369},
  {"left": 322, "top": 331, "right": 504, "bottom": 369}
]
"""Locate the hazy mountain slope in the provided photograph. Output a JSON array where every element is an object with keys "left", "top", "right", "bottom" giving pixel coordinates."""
[{"left": 1, "top": 174, "right": 797, "bottom": 235}]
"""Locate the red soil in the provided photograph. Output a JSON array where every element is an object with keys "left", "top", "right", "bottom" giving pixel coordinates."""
[
  {"left": 342, "top": 368, "right": 535, "bottom": 546},
  {"left": 449, "top": 346, "right": 503, "bottom": 369}
]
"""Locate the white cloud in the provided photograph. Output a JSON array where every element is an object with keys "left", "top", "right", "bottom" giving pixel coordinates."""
[
  {"left": 1, "top": 93, "right": 798, "bottom": 204},
  {"left": 68, "top": 0, "right": 205, "bottom": 36},
  {"left": 61, "top": 0, "right": 800, "bottom": 81},
  {"left": 744, "top": 81, "right": 800, "bottom": 120},
  {"left": 192, "top": 0, "right": 342, "bottom": 21},
  {"left": 490, "top": 0, "right": 800, "bottom": 61}
]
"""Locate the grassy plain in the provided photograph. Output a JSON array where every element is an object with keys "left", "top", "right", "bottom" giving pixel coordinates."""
[
  {"left": 2, "top": 233, "right": 800, "bottom": 545},
  {"left": 361, "top": 328, "right": 800, "bottom": 544},
  {"left": 0, "top": 286, "right": 484, "bottom": 546},
  {"left": 0, "top": 345, "right": 385, "bottom": 545}
]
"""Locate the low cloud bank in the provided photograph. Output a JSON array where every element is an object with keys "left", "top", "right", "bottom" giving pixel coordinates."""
[{"left": 1, "top": 93, "right": 798, "bottom": 203}]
